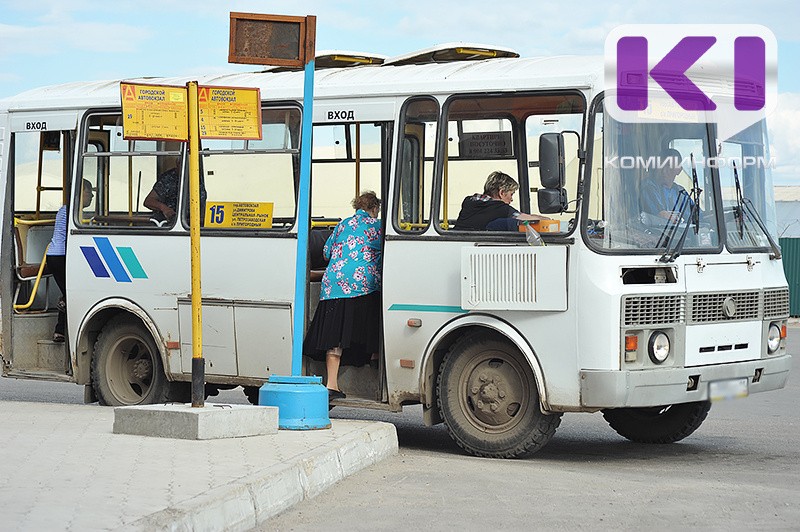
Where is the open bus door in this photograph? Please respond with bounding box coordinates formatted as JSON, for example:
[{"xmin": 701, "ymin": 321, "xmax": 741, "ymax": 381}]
[{"xmin": 4, "ymin": 119, "xmax": 75, "ymax": 381}]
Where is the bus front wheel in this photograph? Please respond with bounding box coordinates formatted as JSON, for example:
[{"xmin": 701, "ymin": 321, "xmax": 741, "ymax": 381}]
[
  {"xmin": 602, "ymin": 401, "xmax": 712, "ymax": 444},
  {"xmin": 92, "ymin": 315, "xmax": 171, "ymax": 406},
  {"xmin": 436, "ymin": 332, "xmax": 561, "ymax": 458}
]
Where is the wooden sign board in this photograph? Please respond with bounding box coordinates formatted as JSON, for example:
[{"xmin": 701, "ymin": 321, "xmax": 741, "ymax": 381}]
[{"xmin": 228, "ymin": 12, "xmax": 316, "ymax": 67}]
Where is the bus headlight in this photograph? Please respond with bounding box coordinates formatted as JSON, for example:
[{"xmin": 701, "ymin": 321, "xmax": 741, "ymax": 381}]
[
  {"xmin": 648, "ymin": 331, "xmax": 670, "ymax": 364},
  {"xmin": 767, "ymin": 323, "xmax": 781, "ymax": 354}
]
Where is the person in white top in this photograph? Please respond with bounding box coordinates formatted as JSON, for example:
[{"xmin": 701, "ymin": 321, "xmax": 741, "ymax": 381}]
[{"xmin": 46, "ymin": 180, "xmax": 93, "ymax": 342}]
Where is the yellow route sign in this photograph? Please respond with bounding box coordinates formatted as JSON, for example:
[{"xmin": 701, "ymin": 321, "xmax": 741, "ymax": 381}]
[
  {"xmin": 198, "ymin": 86, "xmax": 262, "ymax": 140},
  {"xmin": 205, "ymin": 201, "xmax": 273, "ymax": 229},
  {"xmin": 121, "ymin": 83, "xmax": 188, "ymax": 141}
]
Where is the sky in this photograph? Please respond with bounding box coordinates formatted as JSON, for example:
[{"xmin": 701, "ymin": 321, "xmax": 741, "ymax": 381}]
[{"xmin": 1, "ymin": 0, "xmax": 798, "ymax": 183}]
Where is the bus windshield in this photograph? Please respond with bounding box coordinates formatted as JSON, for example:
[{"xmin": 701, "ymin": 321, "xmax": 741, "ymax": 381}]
[
  {"xmin": 718, "ymin": 119, "xmax": 779, "ymax": 252},
  {"xmin": 586, "ymin": 107, "xmax": 722, "ymax": 253}
]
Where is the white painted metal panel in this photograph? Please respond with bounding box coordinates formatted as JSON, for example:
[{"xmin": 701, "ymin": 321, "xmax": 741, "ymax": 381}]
[
  {"xmin": 9, "ymin": 110, "xmax": 78, "ymax": 132},
  {"xmin": 460, "ymin": 246, "xmax": 567, "ymax": 311},
  {"xmin": 178, "ymin": 302, "xmax": 238, "ymax": 376},
  {"xmin": 235, "ymin": 304, "xmax": 293, "ymax": 378},
  {"xmin": 685, "ymin": 321, "xmax": 762, "ymax": 366},
  {"xmin": 684, "ymin": 261, "xmax": 763, "ymax": 292}
]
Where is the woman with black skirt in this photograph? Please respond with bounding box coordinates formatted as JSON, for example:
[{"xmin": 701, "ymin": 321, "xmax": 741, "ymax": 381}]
[{"xmin": 303, "ymin": 191, "xmax": 382, "ymax": 401}]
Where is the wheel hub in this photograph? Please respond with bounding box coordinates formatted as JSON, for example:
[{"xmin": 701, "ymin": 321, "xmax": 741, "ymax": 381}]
[
  {"xmin": 131, "ymin": 359, "xmax": 152, "ymax": 380},
  {"xmin": 466, "ymin": 365, "xmax": 518, "ymax": 426}
]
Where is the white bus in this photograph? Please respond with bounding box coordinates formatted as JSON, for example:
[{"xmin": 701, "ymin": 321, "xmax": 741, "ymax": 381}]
[{"xmin": 0, "ymin": 45, "xmax": 791, "ymax": 458}]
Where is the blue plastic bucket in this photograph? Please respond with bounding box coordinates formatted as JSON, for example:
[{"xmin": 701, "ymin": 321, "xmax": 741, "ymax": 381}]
[{"xmin": 259, "ymin": 375, "xmax": 331, "ymax": 430}]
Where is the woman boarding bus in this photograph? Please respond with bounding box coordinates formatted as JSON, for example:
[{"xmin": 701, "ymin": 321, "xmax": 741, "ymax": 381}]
[{"xmin": 0, "ymin": 45, "xmax": 790, "ymax": 457}]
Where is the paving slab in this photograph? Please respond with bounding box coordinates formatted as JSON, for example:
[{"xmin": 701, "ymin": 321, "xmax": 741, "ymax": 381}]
[{"xmin": 0, "ymin": 401, "xmax": 397, "ymax": 531}]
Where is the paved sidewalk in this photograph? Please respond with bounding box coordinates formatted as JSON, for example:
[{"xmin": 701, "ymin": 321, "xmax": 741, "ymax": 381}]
[{"xmin": 0, "ymin": 401, "xmax": 398, "ymax": 531}]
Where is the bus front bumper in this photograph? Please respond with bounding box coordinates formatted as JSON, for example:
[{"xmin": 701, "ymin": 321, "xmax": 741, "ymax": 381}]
[{"xmin": 580, "ymin": 355, "xmax": 792, "ymax": 408}]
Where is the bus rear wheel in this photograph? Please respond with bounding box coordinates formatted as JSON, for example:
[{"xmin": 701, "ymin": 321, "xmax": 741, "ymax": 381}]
[
  {"xmin": 602, "ymin": 401, "xmax": 712, "ymax": 444},
  {"xmin": 92, "ymin": 315, "xmax": 170, "ymax": 406},
  {"xmin": 436, "ymin": 332, "xmax": 561, "ymax": 458}
]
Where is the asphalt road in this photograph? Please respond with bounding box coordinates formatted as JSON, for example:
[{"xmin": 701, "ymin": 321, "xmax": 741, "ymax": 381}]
[
  {"xmin": 1, "ymin": 333, "xmax": 797, "ymax": 531},
  {"xmin": 261, "ymin": 339, "xmax": 800, "ymax": 531}
]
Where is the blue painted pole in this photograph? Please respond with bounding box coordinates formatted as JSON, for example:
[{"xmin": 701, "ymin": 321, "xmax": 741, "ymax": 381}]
[{"xmin": 291, "ymin": 59, "xmax": 316, "ymax": 376}]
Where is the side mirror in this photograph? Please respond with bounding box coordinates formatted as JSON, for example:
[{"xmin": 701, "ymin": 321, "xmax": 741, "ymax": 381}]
[
  {"xmin": 539, "ymin": 133, "xmax": 565, "ymax": 189},
  {"xmin": 537, "ymin": 189, "xmax": 567, "ymax": 214},
  {"xmin": 537, "ymin": 133, "xmax": 567, "ymax": 213}
]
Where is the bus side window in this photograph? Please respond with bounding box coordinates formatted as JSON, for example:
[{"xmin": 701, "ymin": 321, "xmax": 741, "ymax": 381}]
[
  {"xmin": 80, "ymin": 114, "xmax": 175, "ymax": 229},
  {"xmin": 198, "ymin": 106, "xmax": 301, "ymax": 232},
  {"xmin": 435, "ymin": 93, "xmax": 584, "ymax": 234},
  {"xmin": 394, "ymin": 97, "xmax": 438, "ymax": 234}
]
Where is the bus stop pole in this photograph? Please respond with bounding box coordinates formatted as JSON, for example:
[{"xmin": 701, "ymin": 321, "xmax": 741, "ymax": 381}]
[
  {"xmin": 187, "ymin": 81, "xmax": 205, "ymax": 406},
  {"xmin": 290, "ymin": 60, "xmax": 315, "ymax": 376},
  {"xmin": 291, "ymin": 17, "xmax": 316, "ymax": 376}
]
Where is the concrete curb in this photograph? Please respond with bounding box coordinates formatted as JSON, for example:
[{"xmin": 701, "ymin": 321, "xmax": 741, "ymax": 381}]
[{"xmin": 120, "ymin": 421, "xmax": 398, "ymax": 531}]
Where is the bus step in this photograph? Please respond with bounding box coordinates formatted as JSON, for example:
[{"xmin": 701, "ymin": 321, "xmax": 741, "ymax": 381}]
[
  {"xmin": 7, "ymin": 369, "xmax": 73, "ymax": 383},
  {"xmin": 330, "ymin": 397, "xmax": 400, "ymax": 412}
]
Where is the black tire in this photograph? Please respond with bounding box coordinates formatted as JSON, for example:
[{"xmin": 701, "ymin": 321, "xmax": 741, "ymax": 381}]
[
  {"xmin": 436, "ymin": 332, "xmax": 561, "ymax": 458},
  {"xmin": 92, "ymin": 315, "xmax": 171, "ymax": 406},
  {"xmin": 243, "ymin": 386, "xmax": 261, "ymax": 405},
  {"xmin": 602, "ymin": 401, "xmax": 712, "ymax": 444}
]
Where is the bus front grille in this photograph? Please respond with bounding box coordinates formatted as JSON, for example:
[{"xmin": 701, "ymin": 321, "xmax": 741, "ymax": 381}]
[
  {"xmin": 622, "ymin": 294, "xmax": 685, "ymax": 327},
  {"xmin": 763, "ymin": 288, "xmax": 790, "ymax": 319},
  {"xmin": 688, "ymin": 291, "xmax": 760, "ymax": 323}
]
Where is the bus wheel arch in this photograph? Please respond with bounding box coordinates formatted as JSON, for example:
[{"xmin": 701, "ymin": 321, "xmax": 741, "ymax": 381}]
[
  {"xmin": 434, "ymin": 328, "xmax": 562, "ymax": 458},
  {"xmin": 421, "ymin": 317, "xmax": 549, "ymax": 415},
  {"xmin": 76, "ymin": 301, "xmax": 180, "ymax": 405}
]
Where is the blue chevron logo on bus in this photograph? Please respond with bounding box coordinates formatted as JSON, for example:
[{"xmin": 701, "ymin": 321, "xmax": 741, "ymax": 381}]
[{"xmin": 80, "ymin": 237, "xmax": 148, "ymax": 282}]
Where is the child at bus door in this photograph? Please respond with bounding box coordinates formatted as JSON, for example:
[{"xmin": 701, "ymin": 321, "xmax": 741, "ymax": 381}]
[
  {"xmin": 455, "ymin": 171, "xmax": 549, "ymax": 230},
  {"xmin": 303, "ymin": 191, "xmax": 382, "ymax": 402},
  {"xmin": 47, "ymin": 180, "xmax": 94, "ymax": 342}
]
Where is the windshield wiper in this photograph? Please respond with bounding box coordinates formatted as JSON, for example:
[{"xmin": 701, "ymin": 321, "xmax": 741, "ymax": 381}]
[
  {"xmin": 733, "ymin": 161, "xmax": 782, "ymax": 259},
  {"xmin": 659, "ymin": 154, "xmax": 702, "ymax": 263}
]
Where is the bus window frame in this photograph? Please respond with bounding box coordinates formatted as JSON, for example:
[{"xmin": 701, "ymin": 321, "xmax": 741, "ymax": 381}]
[
  {"xmin": 391, "ymin": 95, "xmax": 441, "ymax": 235},
  {"xmin": 74, "ymin": 108, "xmax": 183, "ymax": 233},
  {"xmin": 310, "ymin": 121, "xmax": 389, "ymax": 223},
  {"xmin": 432, "ymin": 89, "xmax": 587, "ymax": 239},
  {"xmin": 580, "ymin": 93, "xmax": 725, "ymax": 256},
  {"xmin": 182, "ymin": 102, "xmax": 303, "ymax": 235}
]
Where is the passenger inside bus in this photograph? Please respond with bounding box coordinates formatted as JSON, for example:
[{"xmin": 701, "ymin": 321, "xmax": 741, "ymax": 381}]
[
  {"xmin": 303, "ymin": 191, "xmax": 382, "ymax": 402},
  {"xmin": 144, "ymin": 155, "xmax": 207, "ymax": 224},
  {"xmin": 46, "ymin": 179, "xmax": 94, "ymax": 342},
  {"xmin": 640, "ymin": 148, "xmax": 694, "ymax": 225},
  {"xmin": 454, "ymin": 171, "xmax": 548, "ymax": 230}
]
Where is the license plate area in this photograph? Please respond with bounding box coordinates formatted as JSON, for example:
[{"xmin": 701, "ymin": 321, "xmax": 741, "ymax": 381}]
[{"xmin": 709, "ymin": 377, "xmax": 749, "ymax": 401}]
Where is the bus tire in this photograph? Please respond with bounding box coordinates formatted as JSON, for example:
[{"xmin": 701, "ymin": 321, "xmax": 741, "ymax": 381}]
[
  {"xmin": 602, "ymin": 401, "xmax": 712, "ymax": 444},
  {"xmin": 436, "ymin": 332, "xmax": 561, "ymax": 458},
  {"xmin": 244, "ymin": 386, "xmax": 260, "ymax": 405},
  {"xmin": 92, "ymin": 315, "xmax": 171, "ymax": 406}
]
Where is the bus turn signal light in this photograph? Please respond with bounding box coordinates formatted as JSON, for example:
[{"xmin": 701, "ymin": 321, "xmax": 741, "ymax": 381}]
[{"xmin": 625, "ymin": 335, "xmax": 638, "ymax": 352}]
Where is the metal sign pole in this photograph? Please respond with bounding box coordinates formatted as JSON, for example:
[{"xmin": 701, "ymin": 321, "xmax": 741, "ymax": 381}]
[
  {"xmin": 291, "ymin": 56, "xmax": 315, "ymax": 375},
  {"xmin": 187, "ymin": 81, "xmax": 205, "ymax": 407}
]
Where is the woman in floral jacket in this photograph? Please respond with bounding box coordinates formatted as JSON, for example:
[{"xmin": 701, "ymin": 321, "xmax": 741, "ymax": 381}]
[{"xmin": 303, "ymin": 191, "xmax": 382, "ymax": 401}]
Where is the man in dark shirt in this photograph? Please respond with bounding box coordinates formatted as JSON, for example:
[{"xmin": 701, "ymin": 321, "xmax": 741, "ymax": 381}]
[
  {"xmin": 144, "ymin": 155, "xmax": 207, "ymax": 223},
  {"xmin": 455, "ymin": 171, "xmax": 547, "ymax": 230}
]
